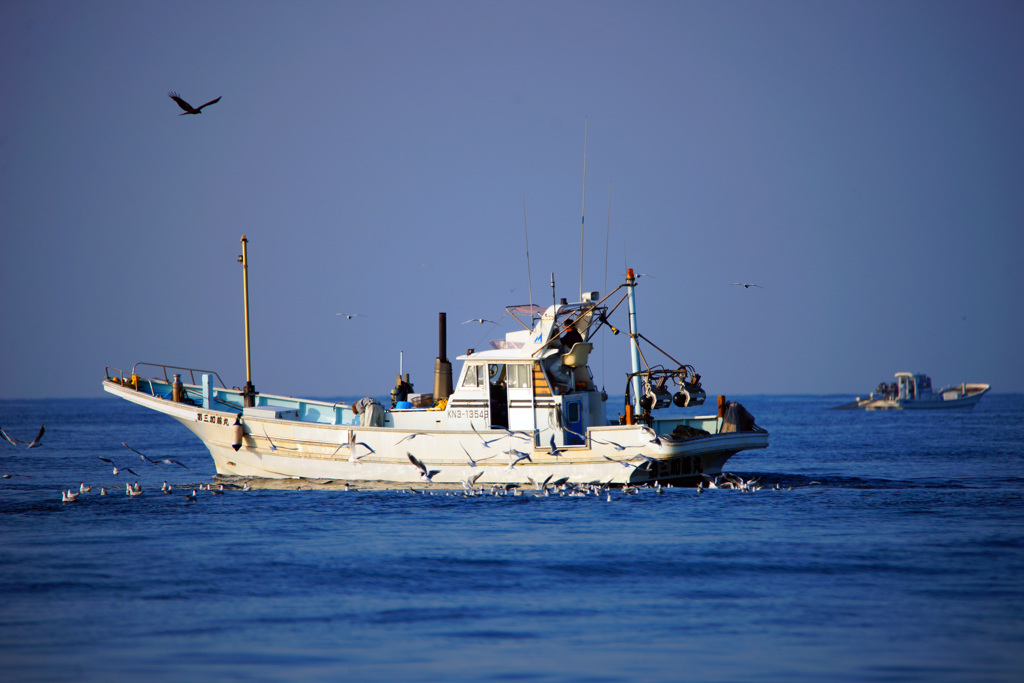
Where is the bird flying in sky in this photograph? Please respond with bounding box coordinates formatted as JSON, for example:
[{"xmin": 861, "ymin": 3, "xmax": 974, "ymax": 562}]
[
  {"xmin": 731, "ymin": 282, "xmax": 762, "ymax": 289},
  {"xmin": 168, "ymin": 91, "xmax": 222, "ymax": 115}
]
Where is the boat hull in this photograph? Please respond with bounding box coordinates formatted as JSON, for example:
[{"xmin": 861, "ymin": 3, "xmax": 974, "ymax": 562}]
[
  {"xmin": 837, "ymin": 383, "xmax": 990, "ymax": 410},
  {"xmin": 103, "ymin": 380, "xmax": 767, "ymax": 486}
]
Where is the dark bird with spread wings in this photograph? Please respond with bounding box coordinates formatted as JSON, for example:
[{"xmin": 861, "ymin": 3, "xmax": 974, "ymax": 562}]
[{"xmin": 168, "ymin": 91, "xmax": 222, "ymax": 115}]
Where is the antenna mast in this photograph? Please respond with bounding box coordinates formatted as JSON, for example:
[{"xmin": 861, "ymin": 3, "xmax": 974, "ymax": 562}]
[
  {"xmin": 522, "ymin": 191, "xmax": 535, "ymax": 321},
  {"xmin": 579, "ymin": 117, "xmax": 587, "ymax": 301},
  {"xmin": 238, "ymin": 235, "xmax": 256, "ymax": 407},
  {"xmin": 604, "ymin": 181, "xmax": 612, "ymax": 302}
]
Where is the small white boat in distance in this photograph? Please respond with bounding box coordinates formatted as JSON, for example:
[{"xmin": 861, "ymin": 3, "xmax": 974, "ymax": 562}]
[
  {"xmin": 103, "ymin": 248, "xmax": 768, "ymax": 487},
  {"xmin": 835, "ymin": 372, "xmax": 990, "ymax": 410}
]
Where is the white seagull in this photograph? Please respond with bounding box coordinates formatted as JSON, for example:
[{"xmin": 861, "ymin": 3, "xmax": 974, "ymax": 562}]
[
  {"xmin": 470, "ymin": 423, "xmax": 505, "ymax": 448},
  {"xmin": 157, "ymin": 458, "xmax": 189, "ymax": 469},
  {"xmin": 461, "ymin": 470, "xmax": 484, "ymax": 492},
  {"xmin": 1, "ymin": 425, "xmax": 45, "ymax": 448},
  {"xmin": 640, "ymin": 425, "xmax": 662, "ymax": 447},
  {"xmin": 26, "ymin": 425, "xmax": 46, "ymax": 449},
  {"xmin": 98, "ymin": 456, "xmax": 139, "ymax": 477},
  {"xmin": 602, "ymin": 455, "xmax": 632, "ymax": 468},
  {"xmin": 123, "ymin": 442, "xmax": 164, "ymax": 467},
  {"xmin": 591, "ymin": 435, "xmax": 627, "ymax": 452},
  {"xmin": 462, "ymin": 318, "xmax": 496, "ymax": 325},
  {"xmin": 731, "ymin": 282, "xmax": 762, "ymax": 289},
  {"xmin": 396, "ymin": 432, "xmax": 425, "ymax": 445},
  {"xmin": 460, "ymin": 443, "xmax": 496, "ymax": 467},
  {"xmin": 505, "ymin": 448, "xmax": 532, "ymax": 471},
  {"xmin": 407, "ymin": 453, "xmax": 439, "ymax": 483},
  {"xmin": 527, "ymin": 474, "xmax": 552, "ymax": 492}
]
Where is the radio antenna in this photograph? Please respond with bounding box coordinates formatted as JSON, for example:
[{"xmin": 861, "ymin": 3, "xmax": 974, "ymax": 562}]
[
  {"xmin": 603, "ymin": 181, "xmax": 612, "ymax": 305},
  {"xmin": 522, "ymin": 191, "xmax": 535, "ymax": 322},
  {"xmin": 578, "ymin": 117, "xmax": 588, "ymax": 301},
  {"xmin": 602, "ymin": 181, "xmax": 612, "ymax": 387}
]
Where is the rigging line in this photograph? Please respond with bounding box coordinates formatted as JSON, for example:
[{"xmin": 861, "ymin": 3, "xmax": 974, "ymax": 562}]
[
  {"xmin": 634, "ymin": 332, "xmax": 686, "ymax": 368},
  {"xmin": 579, "ymin": 116, "xmax": 587, "ymax": 301},
  {"xmin": 522, "ymin": 191, "xmax": 534, "ymax": 323}
]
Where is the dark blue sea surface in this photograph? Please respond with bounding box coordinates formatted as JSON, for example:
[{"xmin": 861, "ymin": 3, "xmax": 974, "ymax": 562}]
[{"xmin": 1, "ymin": 395, "xmax": 1023, "ymax": 681}]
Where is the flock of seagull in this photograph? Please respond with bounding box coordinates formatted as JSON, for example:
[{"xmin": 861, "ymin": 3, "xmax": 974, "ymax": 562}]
[
  {"xmin": 58, "ymin": 442, "xmax": 241, "ymax": 503},
  {"xmin": 393, "ymin": 471, "xmax": 786, "ymax": 500},
  {"xmin": 2, "ymin": 420, "xmax": 786, "ymax": 504},
  {"xmin": 59, "ymin": 478, "xmax": 251, "ymax": 504}
]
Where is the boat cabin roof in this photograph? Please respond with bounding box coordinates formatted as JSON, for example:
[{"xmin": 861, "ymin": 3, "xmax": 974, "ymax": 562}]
[{"xmin": 455, "ymin": 299, "xmax": 602, "ymax": 365}]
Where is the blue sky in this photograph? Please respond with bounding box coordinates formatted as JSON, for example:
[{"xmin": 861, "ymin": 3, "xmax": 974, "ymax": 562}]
[{"xmin": 2, "ymin": 1, "xmax": 1022, "ymax": 399}]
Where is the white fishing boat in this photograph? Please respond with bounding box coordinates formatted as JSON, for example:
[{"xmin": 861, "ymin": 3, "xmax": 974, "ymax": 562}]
[
  {"xmin": 103, "ymin": 239, "xmax": 767, "ymax": 487},
  {"xmin": 835, "ymin": 372, "xmax": 990, "ymax": 410}
]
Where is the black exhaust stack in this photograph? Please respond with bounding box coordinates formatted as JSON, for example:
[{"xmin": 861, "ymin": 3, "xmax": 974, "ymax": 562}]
[{"xmin": 433, "ymin": 312, "xmax": 453, "ymax": 402}]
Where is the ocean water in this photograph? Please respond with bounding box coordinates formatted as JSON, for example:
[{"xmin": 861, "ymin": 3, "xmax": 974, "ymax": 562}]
[{"xmin": 1, "ymin": 394, "xmax": 1023, "ymax": 681}]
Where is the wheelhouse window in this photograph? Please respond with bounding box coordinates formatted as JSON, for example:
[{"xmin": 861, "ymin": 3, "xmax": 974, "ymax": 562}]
[
  {"xmin": 507, "ymin": 363, "xmax": 532, "ymax": 389},
  {"xmin": 462, "ymin": 363, "xmax": 488, "ymax": 388}
]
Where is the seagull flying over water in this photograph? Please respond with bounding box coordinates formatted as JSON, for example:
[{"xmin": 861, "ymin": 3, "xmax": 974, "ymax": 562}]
[
  {"xmin": 591, "ymin": 435, "xmax": 628, "ymax": 452},
  {"xmin": 158, "ymin": 458, "xmax": 189, "ymax": 469},
  {"xmin": 1, "ymin": 425, "xmax": 45, "ymax": 448},
  {"xmin": 396, "ymin": 431, "xmax": 428, "ymax": 445},
  {"xmin": 731, "ymin": 282, "xmax": 762, "ymax": 289},
  {"xmin": 462, "ymin": 470, "xmax": 484, "ymax": 492},
  {"xmin": 123, "ymin": 442, "xmax": 165, "ymax": 467},
  {"xmin": 460, "ymin": 443, "xmax": 496, "ymax": 467},
  {"xmin": 168, "ymin": 91, "xmax": 221, "ymax": 115},
  {"xmin": 98, "ymin": 456, "xmax": 138, "ymax": 477},
  {"xmin": 335, "ymin": 313, "xmax": 366, "ymax": 319},
  {"xmin": 505, "ymin": 448, "xmax": 532, "ymax": 471},
  {"xmin": 470, "ymin": 423, "xmax": 507, "ymax": 448},
  {"xmin": 407, "ymin": 453, "xmax": 439, "ymax": 482},
  {"xmin": 26, "ymin": 426, "xmax": 45, "ymax": 449}
]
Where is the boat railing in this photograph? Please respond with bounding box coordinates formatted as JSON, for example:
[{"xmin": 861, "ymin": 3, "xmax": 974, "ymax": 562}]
[
  {"xmin": 105, "ymin": 363, "xmax": 228, "ymax": 392},
  {"xmin": 132, "ymin": 362, "xmax": 228, "ymax": 389},
  {"xmin": 106, "ymin": 363, "xmax": 243, "ymax": 412}
]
